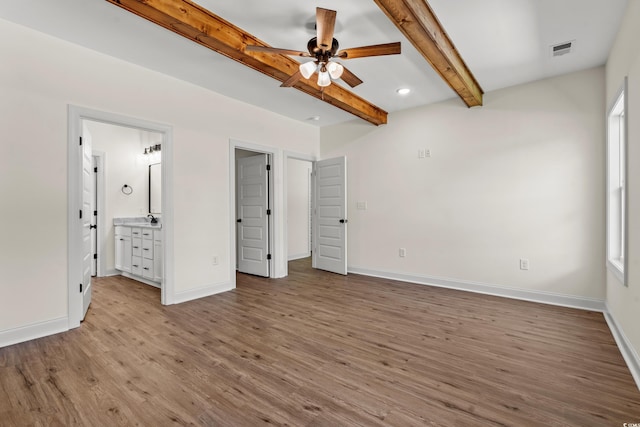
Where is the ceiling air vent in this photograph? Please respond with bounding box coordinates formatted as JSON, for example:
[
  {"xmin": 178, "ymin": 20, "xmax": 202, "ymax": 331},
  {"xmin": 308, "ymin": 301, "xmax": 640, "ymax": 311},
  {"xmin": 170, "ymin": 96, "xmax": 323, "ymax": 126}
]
[{"xmin": 551, "ymin": 40, "xmax": 574, "ymax": 57}]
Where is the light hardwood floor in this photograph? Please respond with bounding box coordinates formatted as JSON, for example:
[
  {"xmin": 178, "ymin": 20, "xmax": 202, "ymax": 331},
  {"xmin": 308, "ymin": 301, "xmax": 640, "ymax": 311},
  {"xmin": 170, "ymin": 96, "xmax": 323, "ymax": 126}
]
[{"xmin": 1, "ymin": 258, "xmax": 639, "ymax": 426}]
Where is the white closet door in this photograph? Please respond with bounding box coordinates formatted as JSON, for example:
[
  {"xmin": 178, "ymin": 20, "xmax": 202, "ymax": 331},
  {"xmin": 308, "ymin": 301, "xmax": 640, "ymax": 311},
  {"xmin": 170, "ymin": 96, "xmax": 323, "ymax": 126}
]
[
  {"xmin": 313, "ymin": 156, "xmax": 347, "ymax": 275},
  {"xmin": 237, "ymin": 154, "xmax": 270, "ymax": 277}
]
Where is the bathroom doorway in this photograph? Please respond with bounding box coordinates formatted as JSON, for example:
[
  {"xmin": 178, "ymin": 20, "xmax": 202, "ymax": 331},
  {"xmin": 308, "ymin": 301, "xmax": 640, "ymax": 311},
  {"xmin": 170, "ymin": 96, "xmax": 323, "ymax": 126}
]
[{"xmin": 68, "ymin": 106, "xmax": 174, "ymax": 329}]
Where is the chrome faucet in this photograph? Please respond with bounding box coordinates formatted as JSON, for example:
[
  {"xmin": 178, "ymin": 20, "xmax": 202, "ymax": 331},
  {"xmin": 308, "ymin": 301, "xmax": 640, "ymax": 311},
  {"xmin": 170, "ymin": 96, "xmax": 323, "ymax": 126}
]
[{"xmin": 147, "ymin": 214, "xmax": 158, "ymax": 224}]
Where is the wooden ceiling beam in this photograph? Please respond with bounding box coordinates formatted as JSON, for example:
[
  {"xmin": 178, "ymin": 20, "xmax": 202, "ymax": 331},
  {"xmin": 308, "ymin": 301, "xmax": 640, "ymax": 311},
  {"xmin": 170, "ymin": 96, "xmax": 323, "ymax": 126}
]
[
  {"xmin": 105, "ymin": 0, "xmax": 388, "ymax": 125},
  {"xmin": 373, "ymin": 0, "xmax": 483, "ymax": 107}
]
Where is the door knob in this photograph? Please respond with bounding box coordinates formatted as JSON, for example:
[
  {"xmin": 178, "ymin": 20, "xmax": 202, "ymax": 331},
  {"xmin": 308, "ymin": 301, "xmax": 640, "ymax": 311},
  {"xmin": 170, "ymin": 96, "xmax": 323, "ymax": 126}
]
[
  {"xmin": 237, "ymin": 219, "xmax": 242, "ymax": 223},
  {"xmin": 339, "ymin": 219, "xmax": 348, "ymax": 224},
  {"xmin": 89, "ymin": 225, "xmax": 97, "ymax": 229}
]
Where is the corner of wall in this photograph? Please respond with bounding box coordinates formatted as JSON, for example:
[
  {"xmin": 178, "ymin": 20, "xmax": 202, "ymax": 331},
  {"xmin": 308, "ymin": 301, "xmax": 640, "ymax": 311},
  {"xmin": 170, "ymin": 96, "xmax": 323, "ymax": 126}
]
[{"xmin": 604, "ymin": 303, "xmax": 640, "ymax": 390}]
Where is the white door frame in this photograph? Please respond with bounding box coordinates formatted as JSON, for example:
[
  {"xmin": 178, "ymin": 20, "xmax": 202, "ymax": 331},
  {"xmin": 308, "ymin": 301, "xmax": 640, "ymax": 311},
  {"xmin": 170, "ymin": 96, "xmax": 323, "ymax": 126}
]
[
  {"xmin": 229, "ymin": 140, "xmax": 281, "ymax": 284},
  {"xmin": 92, "ymin": 151, "xmax": 106, "ymax": 278},
  {"xmin": 283, "ymin": 151, "xmax": 316, "ymax": 278},
  {"xmin": 68, "ymin": 105, "xmax": 175, "ymax": 329}
]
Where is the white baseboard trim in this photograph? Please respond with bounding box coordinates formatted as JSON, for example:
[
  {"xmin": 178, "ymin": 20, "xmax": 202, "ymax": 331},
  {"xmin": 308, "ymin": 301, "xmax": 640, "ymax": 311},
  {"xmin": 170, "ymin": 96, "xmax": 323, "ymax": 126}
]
[
  {"xmin": 604, "ymin": 304, "xmax": 640, "ymax": 390},
  {"xmin": 0, "ymin": 317, "xmax": 69, "ymax": 349},
  {"xmin": 121, "ymin": 272, "xmax": 161, "ymax": 288},
  {"xmin": 288, "ymin": 252, "xmax": 311, "ymax": 261},
  {"xmin": 172, "ymin": 281, "xmax": 235, "ymax": 305},
  {"xmin": 102, "ymin": 269, "xmax": 120, "ymax": 277},
  {"xmin": 348, "ymin": 266, "xmax": 606, "ymax": 312}
]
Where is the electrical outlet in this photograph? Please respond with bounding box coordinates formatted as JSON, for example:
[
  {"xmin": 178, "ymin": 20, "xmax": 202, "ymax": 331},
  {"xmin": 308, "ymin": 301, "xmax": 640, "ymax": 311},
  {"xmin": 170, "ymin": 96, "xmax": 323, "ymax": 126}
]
[
  {"xmin": 356, "ymin": 201, "xmax": 367, "ymax": 210},
  {"xmin": 212, "ymin": 256, "xmax": 219, "ymax": 266},
  {"xmin": 418, "ymin": 149, "xmax": 426, "ymax": 159},
  {"xmin": 425, "ymin": 149, "xmax": 431, "ymax": 158},
  {"xmin": 399, "ymin": 248, "xmax": 406, "ymax": 257},
  {"xmin": 520, "ymin": 258, "xmax": 529, "ymax": 270}
]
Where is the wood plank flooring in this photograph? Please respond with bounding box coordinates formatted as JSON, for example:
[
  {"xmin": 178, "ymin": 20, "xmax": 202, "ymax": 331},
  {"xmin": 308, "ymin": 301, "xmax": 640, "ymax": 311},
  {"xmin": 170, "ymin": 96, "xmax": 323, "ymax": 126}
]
[{"xmin": 1, "ymin": 258, "xmax": 639, "ymax": 426}]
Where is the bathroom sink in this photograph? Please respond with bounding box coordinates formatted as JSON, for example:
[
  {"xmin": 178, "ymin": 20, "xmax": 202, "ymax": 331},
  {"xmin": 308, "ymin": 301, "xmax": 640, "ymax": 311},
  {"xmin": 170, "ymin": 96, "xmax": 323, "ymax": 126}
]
[{"xmin": 128, "ymin": 222, "xmax": 161, "ymax": 228}]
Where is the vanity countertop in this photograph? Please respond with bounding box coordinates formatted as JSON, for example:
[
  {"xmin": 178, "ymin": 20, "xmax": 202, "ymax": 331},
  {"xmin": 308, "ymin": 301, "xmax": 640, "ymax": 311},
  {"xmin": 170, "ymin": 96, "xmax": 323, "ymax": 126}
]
[{"xmin": 114, "ymin": 217, "xmax": 162, "ymax": 229}]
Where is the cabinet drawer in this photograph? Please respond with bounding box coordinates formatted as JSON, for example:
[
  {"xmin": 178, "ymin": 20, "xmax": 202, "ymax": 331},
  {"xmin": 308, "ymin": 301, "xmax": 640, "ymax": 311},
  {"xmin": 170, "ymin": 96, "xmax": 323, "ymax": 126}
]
[
  {"xmin": 131, "ymin": 256, "xmax": 142, "ymax": 276},
  {"xmin": 142, "ymin": 258, "xmax": 154, "ymax": 279},
  {"xmin": 142, "ymin": 239, "xmax": 153, "ymax": 259},
  {"xmin": 115, "ymin": 226, "xmax": 131, "ymax": 237},
  {"xmin": 132, "ymin": 238, "xmax": 142, "ymax": 257},
  {"xmin": 141, "ymin": 229, "xmax": 153, "ymax": 239},
  {"xmin": 131, "ymin": 228, "xmax": 142, "ymax": 238}
]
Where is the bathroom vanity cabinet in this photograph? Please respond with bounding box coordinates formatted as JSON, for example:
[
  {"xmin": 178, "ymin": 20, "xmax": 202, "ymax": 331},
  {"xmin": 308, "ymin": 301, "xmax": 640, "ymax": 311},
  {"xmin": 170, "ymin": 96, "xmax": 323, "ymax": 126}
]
[{"xmin": 115, "ymin": 224, "xmax": 162, "ymax": 287}]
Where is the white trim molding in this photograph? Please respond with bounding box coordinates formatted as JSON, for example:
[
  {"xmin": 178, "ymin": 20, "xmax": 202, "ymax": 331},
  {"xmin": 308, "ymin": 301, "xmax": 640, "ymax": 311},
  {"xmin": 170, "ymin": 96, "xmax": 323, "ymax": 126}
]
[
  {"xmin": 0, "ymin": 318, "xmax": 68, "ymax": 349},
  {"xmin": 172, "ymin": 281, "xmax": 234, "ymax": 305},
  {"xmin": 288, "ymin": 252, "xmax": 311, "ymax": 261},
  {"xmin": 348, "ymin": 266, "xmax": 606, "ymax": 312},
  {"xmin": 604, "ymin": 304, "xmax": 640, "ymax": 390}
]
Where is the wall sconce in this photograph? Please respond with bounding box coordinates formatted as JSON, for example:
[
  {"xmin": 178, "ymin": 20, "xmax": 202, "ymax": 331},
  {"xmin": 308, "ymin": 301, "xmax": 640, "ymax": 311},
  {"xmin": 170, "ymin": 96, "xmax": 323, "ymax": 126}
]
[{"xmin": 144, "ymin": 144, "xmax": 161, "ymax": 155}]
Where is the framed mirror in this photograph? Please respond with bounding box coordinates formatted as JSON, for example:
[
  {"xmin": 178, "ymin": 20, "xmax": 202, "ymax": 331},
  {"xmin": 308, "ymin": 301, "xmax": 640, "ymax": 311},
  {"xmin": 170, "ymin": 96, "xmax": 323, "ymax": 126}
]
[{"xmin": 149, "ymin": 163, "xmax": 161, "ymax": 214}]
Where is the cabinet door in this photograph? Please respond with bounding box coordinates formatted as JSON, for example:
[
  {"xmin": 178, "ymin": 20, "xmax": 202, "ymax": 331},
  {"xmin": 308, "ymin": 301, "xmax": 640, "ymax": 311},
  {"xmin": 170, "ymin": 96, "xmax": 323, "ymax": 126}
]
[
  {"xmin": 121, "ymin": 236, "xmax": 132, "ymax": 273},
  {"xmin": 115, "ymin": 235, "xmax": 124, "ymax": 271},
  {"xmin": 153, "ymin": 240, "xmax": 162, "ymax": 282}
]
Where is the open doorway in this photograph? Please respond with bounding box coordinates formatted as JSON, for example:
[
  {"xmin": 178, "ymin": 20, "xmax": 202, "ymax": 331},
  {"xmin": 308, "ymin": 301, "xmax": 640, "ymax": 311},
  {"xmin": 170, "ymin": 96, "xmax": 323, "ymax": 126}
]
[
  {"xmin": 286, "ymin": 158, "xmax": 313, "ymax": 262},
  {"xmin": 235, "ymin": 148, "xmax": 273, "ymax": 278},
  {"xmin": 68, "ymin": 106, "xmax": 174, "ymax": 329},
  {"xmin": 84, "ymin": 120, "xmax": 163, "ymax": 284}
]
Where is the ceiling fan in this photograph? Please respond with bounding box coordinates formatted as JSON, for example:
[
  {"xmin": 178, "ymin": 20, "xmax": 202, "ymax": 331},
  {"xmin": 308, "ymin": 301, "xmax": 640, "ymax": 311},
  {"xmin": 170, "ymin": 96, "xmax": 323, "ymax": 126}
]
[{"xmin": 245, "ymin": 7, "xmax": 401, "ymax": 89}]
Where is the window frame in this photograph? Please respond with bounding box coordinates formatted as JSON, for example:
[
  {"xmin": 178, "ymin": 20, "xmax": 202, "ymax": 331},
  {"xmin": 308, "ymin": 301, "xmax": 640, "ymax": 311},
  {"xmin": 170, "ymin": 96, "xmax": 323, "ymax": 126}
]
[{"xmin": 606, "ymin": 77, "xmax": 628, "ymax": 286}]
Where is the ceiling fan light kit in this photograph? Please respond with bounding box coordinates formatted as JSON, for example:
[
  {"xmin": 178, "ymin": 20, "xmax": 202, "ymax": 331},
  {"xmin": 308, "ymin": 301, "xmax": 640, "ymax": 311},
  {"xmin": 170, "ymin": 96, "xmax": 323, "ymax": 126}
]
[
  {"xmin": 317, "ymin": 68, "xmax": 331, "ymax": 87},
  {"xmin": 327, "ymin": 62, "xmax": 344, "ymax": 79},
  {"xmin": 299, "ymin": 61, "xmax": 318, "ymax": 79},
  {"xmin": 246, "ymin": 7, "xmax": 401, "ymax": 89}
]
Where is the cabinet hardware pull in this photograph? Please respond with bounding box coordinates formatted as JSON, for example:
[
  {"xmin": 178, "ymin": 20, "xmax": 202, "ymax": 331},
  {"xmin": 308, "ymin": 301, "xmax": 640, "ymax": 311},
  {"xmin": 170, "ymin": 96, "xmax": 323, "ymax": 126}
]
[
  {"xmin": 133, "ymin": 246, "xmax": 139, "ymax": 249},
  {"xmin": 144, "ymin": 267, "xmax": 149, "ymax": 270},
  {"xmin": 133, "ymin": 264, "xmax": 138, "ymax": 267}
]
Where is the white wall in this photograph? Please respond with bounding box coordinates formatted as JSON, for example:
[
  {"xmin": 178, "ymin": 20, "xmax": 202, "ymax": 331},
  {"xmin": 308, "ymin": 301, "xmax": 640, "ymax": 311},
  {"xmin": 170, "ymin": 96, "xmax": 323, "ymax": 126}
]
[
  {"xmin": 605, "ymin": 0, "xmax": 640, "ymax": 371},
  {"xmin": 321, "ymin": 67, "xmax": 606, "ymax": 303},
  {"xmin": 287, "ymin": 158, "xmax": 311, "ymax": 260},
  {"xmin": 0, "ymin": 18, "xmax": 318, "ymax": 337},
  {"xmin": 87, "ymin": 121, "xmax": 162, "ymax": 275}
]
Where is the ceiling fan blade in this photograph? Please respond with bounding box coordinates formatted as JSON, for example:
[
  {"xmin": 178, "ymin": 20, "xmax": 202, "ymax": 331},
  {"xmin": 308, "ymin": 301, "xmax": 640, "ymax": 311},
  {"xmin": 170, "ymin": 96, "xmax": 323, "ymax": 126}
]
[
  {"xmin": 281, "ymin": 70, "xmax": 303, "ymax": 88},
  {"xmin": 340, "ymin": 66, "xmax": 364, "ymax": 88},
  {"xmin": 337, "ymin": 42, "xmax": 401, "ymax": 59},
  {"xmin": 245, "ymin": 45, "xmax": 310, "ymax": 57},
  {"xmin": 316, "ymin": 7, "xmax": 337, "ymax": 51}
]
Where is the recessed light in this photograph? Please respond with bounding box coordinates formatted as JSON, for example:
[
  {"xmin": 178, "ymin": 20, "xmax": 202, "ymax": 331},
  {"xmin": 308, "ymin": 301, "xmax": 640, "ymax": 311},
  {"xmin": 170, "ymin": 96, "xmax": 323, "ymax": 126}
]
[
  {"xmin": 307, "ymin": 116, "xmax": 320, "ymax": 121},
  {"xmin": 396, "ymin": 88, "xmax": 411, "ymax": 95}
]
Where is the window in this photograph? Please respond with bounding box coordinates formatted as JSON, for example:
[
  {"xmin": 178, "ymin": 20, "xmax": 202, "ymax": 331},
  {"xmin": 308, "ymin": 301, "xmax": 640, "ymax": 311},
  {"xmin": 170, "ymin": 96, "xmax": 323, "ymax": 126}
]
[{"xmin": 607, "ymin": 78, "xmax": 628, "ymax": 285}]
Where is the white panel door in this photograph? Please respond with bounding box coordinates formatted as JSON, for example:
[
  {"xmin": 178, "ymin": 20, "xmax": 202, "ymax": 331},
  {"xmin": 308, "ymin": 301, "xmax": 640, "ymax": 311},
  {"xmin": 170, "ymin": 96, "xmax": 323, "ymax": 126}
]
[
  {"xmin": 90, "ymin": 156, "xmax": 97, "ymax": 277},
  {"xmin": 313, "ymin": 157, "xmax": 347, "ymax": 275},
  {"xmin": 237, "ymin": 154, "xmax": 270, "ymax": 277},
  {"xmin": 80, "ymin": 130, "xmax": 93, "ymax": 320}
]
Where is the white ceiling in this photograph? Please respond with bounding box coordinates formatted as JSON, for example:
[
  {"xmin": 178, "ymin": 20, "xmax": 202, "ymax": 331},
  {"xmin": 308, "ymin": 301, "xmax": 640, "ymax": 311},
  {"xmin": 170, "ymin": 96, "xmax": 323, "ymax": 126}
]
[{"xmin": 0, "ymin": 0, "xmax": 628, "ymax": 127}]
